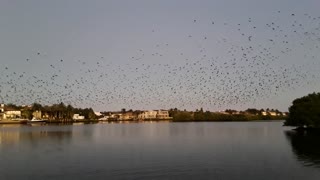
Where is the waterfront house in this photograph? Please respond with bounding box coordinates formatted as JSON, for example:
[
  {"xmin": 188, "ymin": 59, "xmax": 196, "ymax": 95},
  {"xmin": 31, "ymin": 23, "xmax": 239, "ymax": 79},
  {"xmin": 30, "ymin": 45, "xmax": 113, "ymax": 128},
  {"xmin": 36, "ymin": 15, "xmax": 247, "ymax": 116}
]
[
  {"xmin": 156, "ymin": 110, "xmax": 172, "ymax": 119},
  {"xmin": 32, "ymin": 110, "xmax": 42, "ymax": 119},
  {"xmin": 98, "ymin": 111, "xmax": 136, "ymax": 121},
  {"xmin": 4, "ymin": 110, "xmax": 21, "ymax": 119},
  {"xmin": 0, "ymin": 104, "xmax": 4, "ymax": 120},
  {"xmin": 73, "ymin": 114, "xmax": 85, "ymax": 120},
  {"xmin": 0, "ymin": 104, "xmax": 4, "ymax": 112},
  {"xmin": 111, "ymin": 113, "xmax": 121, "ymax": 120},
  {"xmin": 98, "ymin": 112, "xmax": 121, "ymax": 121},
  {"xmin": 119, "ymin": 112, "xmax": 136, "ymax": 120},
  {"xmin": 0, "ymin": 105, "xmax": 21, "ymax": 119},
  {"xmin": 138, "ymin": 110, "xmax": 172, "ymax": 120},
  {"xmin": 261, "ymin": 111, "xmax": 282, "ymax": 116},
  {"xmin": 98, "ymin": 112, "xmax": 112, "ymax": 121},
  {"xmin": 138, "ymin": 110, "xmax": 157, "ymax": 119},
  {"xmin": 269, "ymin": 111, "xmax": 277, "ymax": 116},
  {"xmin": 31, "ymin": 110, "xmax": 52, "ymax": 120}
]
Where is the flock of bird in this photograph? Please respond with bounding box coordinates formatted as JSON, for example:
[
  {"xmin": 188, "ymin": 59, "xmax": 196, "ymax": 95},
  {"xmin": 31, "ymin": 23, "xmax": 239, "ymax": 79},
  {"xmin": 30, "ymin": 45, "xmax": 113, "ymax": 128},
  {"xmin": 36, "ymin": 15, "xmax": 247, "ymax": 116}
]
[{"xmin": 1, "ymin": 11, "xmax": 320, "ymax": 111}]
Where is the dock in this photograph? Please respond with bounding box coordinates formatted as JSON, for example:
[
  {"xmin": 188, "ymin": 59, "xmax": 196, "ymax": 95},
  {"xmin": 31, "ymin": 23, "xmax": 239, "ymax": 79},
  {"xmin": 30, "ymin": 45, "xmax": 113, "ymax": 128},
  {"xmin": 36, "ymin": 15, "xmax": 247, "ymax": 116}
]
[{"xmin": 0, "ymin": 120, "xmax": 28, "ymax": 124}]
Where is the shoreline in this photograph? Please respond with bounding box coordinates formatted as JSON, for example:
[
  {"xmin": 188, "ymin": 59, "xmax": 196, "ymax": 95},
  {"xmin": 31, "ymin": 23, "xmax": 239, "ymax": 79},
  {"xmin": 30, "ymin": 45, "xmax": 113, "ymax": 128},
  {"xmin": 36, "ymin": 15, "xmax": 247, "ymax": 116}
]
[
  {"xmin": 292, "ymin": 126, "xmax": 320, "ymax": 133},
  {"xmin": 0, "ymin": 120, "xmax": 28, "ymax": 124},
  {"xmin": 0, "ymin": 119, "xmax": 284, "ymax": 125}
]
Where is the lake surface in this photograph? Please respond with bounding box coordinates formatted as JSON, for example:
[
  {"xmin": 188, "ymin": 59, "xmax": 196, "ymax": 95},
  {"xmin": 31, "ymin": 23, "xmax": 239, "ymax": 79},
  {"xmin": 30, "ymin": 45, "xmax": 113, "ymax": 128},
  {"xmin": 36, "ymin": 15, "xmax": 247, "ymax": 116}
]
[{"xmin": 0, "ymin": 121, "xmax": 319, "ymax": 180}]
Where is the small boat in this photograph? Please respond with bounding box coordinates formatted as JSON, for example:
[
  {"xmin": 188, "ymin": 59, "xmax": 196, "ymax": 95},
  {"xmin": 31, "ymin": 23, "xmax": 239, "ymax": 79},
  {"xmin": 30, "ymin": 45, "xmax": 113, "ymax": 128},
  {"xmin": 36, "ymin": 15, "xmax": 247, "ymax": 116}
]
[{"xmin": 29, "ymin": 117, "xmax": 48, "ymax": 123}]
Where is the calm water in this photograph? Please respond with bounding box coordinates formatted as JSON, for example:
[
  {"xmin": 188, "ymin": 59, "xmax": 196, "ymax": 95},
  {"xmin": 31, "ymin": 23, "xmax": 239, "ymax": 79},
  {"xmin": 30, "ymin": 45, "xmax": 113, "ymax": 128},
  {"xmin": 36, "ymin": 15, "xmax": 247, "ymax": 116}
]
[{"xmin": 0, "ymin": 121, "xmax": 319, "ymax": 180}]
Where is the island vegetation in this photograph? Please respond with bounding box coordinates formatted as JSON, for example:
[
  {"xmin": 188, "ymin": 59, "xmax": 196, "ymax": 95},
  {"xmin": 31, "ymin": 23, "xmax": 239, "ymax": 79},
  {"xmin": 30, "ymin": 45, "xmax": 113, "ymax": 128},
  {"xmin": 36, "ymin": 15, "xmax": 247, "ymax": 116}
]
[
  {"xmin": 169, "ymin": 108, "xmax": 286, "ymax": 122},
  {"xmin": 285, "ymin": 92, "xmax": 320, "ymax": 129}
]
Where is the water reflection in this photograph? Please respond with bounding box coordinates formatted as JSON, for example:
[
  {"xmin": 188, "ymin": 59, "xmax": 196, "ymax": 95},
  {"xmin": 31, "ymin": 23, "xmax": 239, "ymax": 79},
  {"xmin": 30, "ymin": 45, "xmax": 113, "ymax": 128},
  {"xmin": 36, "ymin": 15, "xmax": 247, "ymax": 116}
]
[
  {"xmin": 0, "ymin": 126, "xmax": 73, "ymax": 147},
  {"xmin": 1, "ymin": 122, "xmax": 320, "ymax": 179},
  {"xmin": 285, "ymin": 130, "xmax": 320, "ymax": 168}
]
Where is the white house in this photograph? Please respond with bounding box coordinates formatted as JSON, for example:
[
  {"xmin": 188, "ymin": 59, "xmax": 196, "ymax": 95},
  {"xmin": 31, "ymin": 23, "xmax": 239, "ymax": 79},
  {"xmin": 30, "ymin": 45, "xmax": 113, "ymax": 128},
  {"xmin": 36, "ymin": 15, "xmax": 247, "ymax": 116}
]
[
  {"xmin": 4, "ymin": 111, "xmax": 21, "ymax": 119},
  {"xmin": 73, "ymin": 114, "xmax": 85, "ymax": 120},
  {"xmin": 119, "ymin": 112, "xmax": 135, "ymax": 120},
  {"xmin": 138, "ymin": 110, "xmax": 157, "ymax": 119},
  {"xmin": 138, "ymin": 110, "xmax": 172, "ymax": 120},
  {"xmin": 156, "ymin": 110, "xmax": 172, "ymax": 119}
]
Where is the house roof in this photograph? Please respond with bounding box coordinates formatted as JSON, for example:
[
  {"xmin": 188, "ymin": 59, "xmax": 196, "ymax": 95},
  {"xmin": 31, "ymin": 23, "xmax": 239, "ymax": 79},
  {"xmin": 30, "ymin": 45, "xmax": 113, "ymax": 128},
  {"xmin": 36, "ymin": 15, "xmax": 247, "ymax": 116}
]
[{"xmin": 4, "ymin": 107, "xmax": 20, "ymax": 111}]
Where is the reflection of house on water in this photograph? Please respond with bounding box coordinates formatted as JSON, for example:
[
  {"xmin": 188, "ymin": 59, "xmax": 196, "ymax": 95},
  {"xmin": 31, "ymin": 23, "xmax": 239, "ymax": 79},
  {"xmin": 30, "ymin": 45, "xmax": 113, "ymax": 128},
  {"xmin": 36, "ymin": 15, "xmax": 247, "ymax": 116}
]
[
  {"xmin": 0, "ymin": 129, "xmax": 73, "ymax": 146},
  {"xmin": 285, "ymin": 130, "xmax": 320, "ymax": 168},
  {"xmin": 0, "ymin": 131, "xmax": 20, "ymax": 145},
  {"xmin": 22, "ymin": 131, "xmax": 73, "ymax": 145}
]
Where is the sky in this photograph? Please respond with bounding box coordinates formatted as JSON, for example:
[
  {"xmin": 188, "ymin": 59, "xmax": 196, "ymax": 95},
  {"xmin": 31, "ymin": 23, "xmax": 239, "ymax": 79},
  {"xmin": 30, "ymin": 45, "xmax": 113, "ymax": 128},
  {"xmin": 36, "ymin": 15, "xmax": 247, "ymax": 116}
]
[{"xmin": 0, "ymin": 0, "xmax": 319, "ymax": 112}]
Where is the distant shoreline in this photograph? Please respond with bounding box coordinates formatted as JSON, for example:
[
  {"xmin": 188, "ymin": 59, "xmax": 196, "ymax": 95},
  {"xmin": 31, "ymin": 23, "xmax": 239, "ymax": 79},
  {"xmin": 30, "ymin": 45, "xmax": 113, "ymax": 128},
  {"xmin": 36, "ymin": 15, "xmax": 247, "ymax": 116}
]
[{"xmin": 0, "ymin": 119, "xmax": 284, "ymax": 125}]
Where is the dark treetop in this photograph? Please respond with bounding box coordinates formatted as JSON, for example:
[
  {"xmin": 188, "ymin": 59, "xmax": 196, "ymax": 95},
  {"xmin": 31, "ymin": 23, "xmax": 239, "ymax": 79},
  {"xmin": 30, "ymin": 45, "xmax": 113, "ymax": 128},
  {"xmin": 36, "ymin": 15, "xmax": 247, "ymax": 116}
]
[{"xmin": 285, "ymin": 92, "xmax": 320, "ymax": 128}]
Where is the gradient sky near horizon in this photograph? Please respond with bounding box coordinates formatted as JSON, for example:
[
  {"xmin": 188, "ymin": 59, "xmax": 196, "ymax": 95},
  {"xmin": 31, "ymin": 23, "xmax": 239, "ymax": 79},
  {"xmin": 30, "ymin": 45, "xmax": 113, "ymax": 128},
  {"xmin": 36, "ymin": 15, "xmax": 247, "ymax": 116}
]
[{"xmin": 0, "ymin": 0, "xmax": 320, "ymax": 112}]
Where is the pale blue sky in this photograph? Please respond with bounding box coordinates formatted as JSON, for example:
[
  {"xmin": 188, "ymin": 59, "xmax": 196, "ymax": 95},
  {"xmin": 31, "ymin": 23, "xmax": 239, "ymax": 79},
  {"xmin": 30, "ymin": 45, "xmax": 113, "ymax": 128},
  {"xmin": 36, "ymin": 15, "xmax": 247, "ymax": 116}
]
[{"xmin": 0, "ymin": 0, "xmax": 319, "ymax": 111}]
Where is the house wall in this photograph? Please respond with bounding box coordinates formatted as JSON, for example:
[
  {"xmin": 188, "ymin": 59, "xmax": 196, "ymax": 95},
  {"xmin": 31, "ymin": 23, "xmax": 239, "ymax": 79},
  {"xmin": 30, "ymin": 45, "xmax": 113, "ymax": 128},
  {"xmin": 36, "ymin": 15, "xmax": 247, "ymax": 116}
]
[
  {"xmin": 141, "ymin": 111, "xmax": 157, "ymax": 119},
  {"xmin": 139, "ymin": 110, "xmax": 172, "ymax": 120},
  {"xmin": 269, "ymin": 112, "xmax": 277, "ymax": 116},
  {"xmin": 0, "ymin": 104, "xmax": 4, "ymax": 120},
  {"xmin": 119, "ymin": 113, "xmax": 136, "ymax": 120},
  {"xmin": 73, "ymin": 114, "xmax": 85, "ymax": 120},
  {"xmin": 156, "ymin": 110, "xmax": 170, "ymax": 119},
  {"xmin": 4, "ymin": 111, "xmax": 21, "ymax": 119},
  {"xmin": 32, "ymin": 111, "xmax": 42, "ymax": 119},
  {"xmin": 0, "ymin": 104, "xmax": 4, "ymax": 113}
]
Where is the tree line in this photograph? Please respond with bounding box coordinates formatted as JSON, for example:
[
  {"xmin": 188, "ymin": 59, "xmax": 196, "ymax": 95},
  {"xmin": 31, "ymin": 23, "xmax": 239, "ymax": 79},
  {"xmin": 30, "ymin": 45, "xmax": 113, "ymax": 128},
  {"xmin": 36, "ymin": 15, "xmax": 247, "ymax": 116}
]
[
  {"xmin": 285, "ymin": 92, "xmax": 320, "ymax": 129},
  {"xmin": 5, "ymin": 102, "xmax": 96, "ymax": 121},
  {"xmin": 169, "ymin": 108, "xmax": 285, "ymax": 122}
]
